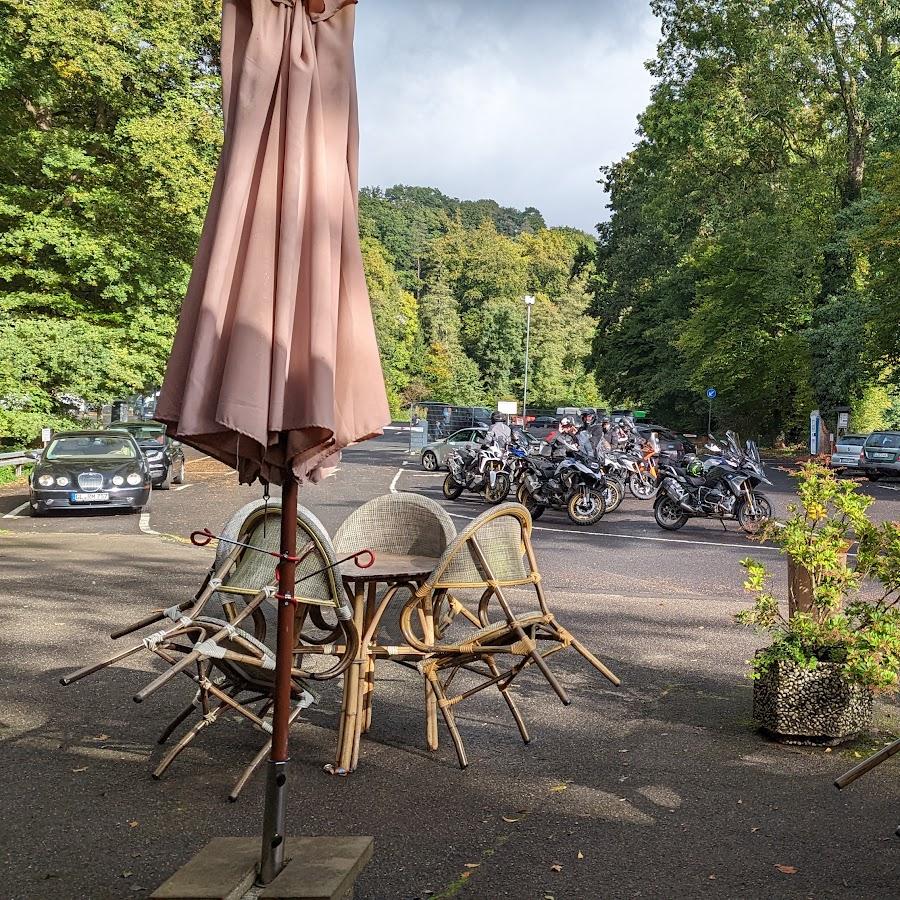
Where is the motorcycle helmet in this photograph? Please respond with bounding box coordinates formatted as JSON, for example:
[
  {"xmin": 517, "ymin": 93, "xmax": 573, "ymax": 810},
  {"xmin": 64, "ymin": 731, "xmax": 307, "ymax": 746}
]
[
  {"xmin": 581, "ymin": 411, "xmax": 596, "ymax": 426},
  {"xmin": 559, "ymin": 416, "xmax": 574, "ymax": 429},
  {"xmin": 686, "ymin": 459, "xmax": 704, "ymax": 478},
  {"xmin": 491, "ymin": 411, "xmax": 504, "ymax": 424}
]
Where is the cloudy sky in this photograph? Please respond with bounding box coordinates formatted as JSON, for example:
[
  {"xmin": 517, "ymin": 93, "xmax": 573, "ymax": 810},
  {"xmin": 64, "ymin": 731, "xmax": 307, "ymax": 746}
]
[{"xmin": 354, "ymin": 1, "xmax": 660, "ymax": 233}]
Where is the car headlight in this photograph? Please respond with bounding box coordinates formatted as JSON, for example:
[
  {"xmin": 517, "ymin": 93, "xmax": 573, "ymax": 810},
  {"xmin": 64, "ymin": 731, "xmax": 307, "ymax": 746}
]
[
  {"xmin": 112, "ymin": 475, "xmax": 125, "ymax": 486},
  {"xmin": 55, "ymin": 476, "xmax": 70, "ymax": 487},
  {"xmin": 126, "ymin": 473, "xmax": 143, "ymax": 486},
  {"xmin": 38, "ymin": 474, "xmax": 54, "ymax": 487}
]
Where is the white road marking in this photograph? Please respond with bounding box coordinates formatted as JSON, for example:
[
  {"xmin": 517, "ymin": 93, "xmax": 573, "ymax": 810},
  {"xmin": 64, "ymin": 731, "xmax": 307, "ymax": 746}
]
[
  {"xmin": 138, "ymin": 510, "xmax": 160, "ymax": 536},
  {"xmin": 403, "ymin": 472, "xmax": 444, "ymax": 477},
  {"xmin": 442, "ymin": 511, "xmax": 782, "ymax": 553},
  {"xmin": 173, "ymin": 483, "xmax": 193, "ymax": 492},
  {"xmin": 389, "ymin": 470, "xmax": 402, "ymax": 493},
  {"xmin": 3, "ymin": 501, "xmax": 30, "ymax": 519},
  {"xmin": 188, "ymin": 454, "xmax": 211, "ymax": 463}
]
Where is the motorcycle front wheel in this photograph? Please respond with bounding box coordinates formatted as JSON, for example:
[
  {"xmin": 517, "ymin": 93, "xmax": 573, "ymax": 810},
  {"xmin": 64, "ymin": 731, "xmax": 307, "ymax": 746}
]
[
  {"xmin": 628, "ymin": 472, "xmax": 658, "ymax": 500},
  {"xmin": 483, "ymin": 473, "xmax": 511, "ymax": 505},
  {"xmin": 442, "ymin": 474, "xmax": 464, "ymax": 500},
  {"xmin": 603, "ymin": 478, "xmax": 624, "ymax": 513},
  {"xmin": 566, "ymin": 489, "xmax": 606, "ymax": 526},
  {"xmin": 654, "ymin": 495, "xmax": 688, "ymax": 531},
  {"xmin": 736, "ymin": 492, "xmax": 772, "ymax": 535}
]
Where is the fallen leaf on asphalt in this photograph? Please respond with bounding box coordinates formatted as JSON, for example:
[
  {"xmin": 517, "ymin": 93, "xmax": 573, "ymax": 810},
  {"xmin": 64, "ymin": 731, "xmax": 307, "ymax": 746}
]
[
  {"xmin": 90, "ymin": 734, "xmax": 110, "ymax": 742},
  {"xmin": 824, "ymin": 747, "xmax": 832, "ymax": 753},
  {"xmin": 71, "ymin": 767, "xmax": 88, "ymax": 773},
  {"xmin": 775, "ymin": 864, "xmax": 798, "ymax": 875},
  {"xmin": 550, "ymin": 864, "xmax": 563, "ymax": 873},
  {"xmin": 708, "ymin": 875, "xmax": 716, "ymax": 880},
  {"xmin": 464, "ymin": 863, "xmax": 479, "ymax": 869},
  {"xmin": 577, "ymin": 851, "xmax": 584, "ymax": 860},
  {"xmin": 128, "ymin": 821, "xmax": 139, "ymax": 828},
  {"xmin": 550, "ymin": 784, "xmax": 568, "ymax": 793},
  {"xmin": 543, "ymin": 895, "xmax": 555, "ymax": 899},
  {"xmin": 121, "ymin": 872, "xmax": 133, "ymax": 879},
  {"xmin": 751, "ymin": 827, "xmax": 760, "ymax": 833},
  {"xmin": 502, "ymin": 816, "xmax": 520, "ymax": 823}
]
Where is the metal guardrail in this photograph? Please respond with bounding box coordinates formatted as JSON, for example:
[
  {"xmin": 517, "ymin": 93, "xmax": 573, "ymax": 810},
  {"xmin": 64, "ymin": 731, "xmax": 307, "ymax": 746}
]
[{"xmin": 0, "ymin": 451, "xmax": 36, "ymax": 476}]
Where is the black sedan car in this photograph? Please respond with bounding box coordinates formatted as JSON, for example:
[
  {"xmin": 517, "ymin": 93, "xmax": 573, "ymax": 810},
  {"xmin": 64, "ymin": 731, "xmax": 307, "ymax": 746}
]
[
  {"xmin": 29, "ymin": 431, "xmax": 152, "ymax": 515},
  {"xmin": 110, "ymin": 422, "xmax": 185, "ymax": 488}
]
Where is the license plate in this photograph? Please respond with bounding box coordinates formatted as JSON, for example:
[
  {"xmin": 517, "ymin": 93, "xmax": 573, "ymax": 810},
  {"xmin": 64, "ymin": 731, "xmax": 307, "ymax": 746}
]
[
  {"xmin": 70, "ymin": 492, "xmax": 110, "ymax": 503},
  {"xmin": 872, "ymin": 452, "xmax": 892, "ymax": 459}
]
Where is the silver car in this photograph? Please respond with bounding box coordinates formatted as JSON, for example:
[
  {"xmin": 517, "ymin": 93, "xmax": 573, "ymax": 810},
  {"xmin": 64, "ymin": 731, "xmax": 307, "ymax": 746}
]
[
  {"xmin": 830, "ymin": 434, "xmax": 867, "ymax": 470},
  {"xmin": 420, "ymin": 427, "xmax": 487, "ymax": 471},
  {"xmin": 861, "ymin": 431, "xmax": 900, "ymax": 481}
]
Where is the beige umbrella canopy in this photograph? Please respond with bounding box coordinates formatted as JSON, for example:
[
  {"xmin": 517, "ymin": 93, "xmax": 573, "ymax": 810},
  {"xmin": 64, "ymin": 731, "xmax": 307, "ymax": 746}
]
[
  {"xmin": 156, "ymin": 0, "xmax": 388, "ymax": 883},
  {"xmin": 157, "ymin": 0, "xmax": 389, "ymax": 487}
]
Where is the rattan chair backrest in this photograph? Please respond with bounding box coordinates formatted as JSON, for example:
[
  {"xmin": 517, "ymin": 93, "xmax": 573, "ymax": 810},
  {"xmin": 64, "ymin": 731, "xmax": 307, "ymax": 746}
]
[
  {"xmin": 212, "ymin": 499, "xmax": 343, "ymax": 610},
  {"xmin": 427, "ymin": 503, "xmax": 534, "ymax": 591},
  {"xmin": 334, "ymin": 492, "xmax": 456, "ymax": 559}
]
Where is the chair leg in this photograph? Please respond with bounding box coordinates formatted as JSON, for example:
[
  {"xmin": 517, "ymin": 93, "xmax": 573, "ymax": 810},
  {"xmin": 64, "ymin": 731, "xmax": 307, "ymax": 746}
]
[
  {"xmin": 229, "ymin": 701, "xmax": 308, "ymax": 802},
  {"xmin": 485, "ymin": 655, "xmax": 530, "ymax": 745},
  {"xmin": 426, "ymin": 668, "xmax": 468, "ymax": 769},
  {"xmin": 157, "ymin": 701, "xmax": 196, "ymax": 746},
  {"xmin": 552, "ymin": 624, "xmax": 621, "ymax": 687},
  {"xmin": 152, "ymin": 700, "xmax": 226, "ymax": 780}
]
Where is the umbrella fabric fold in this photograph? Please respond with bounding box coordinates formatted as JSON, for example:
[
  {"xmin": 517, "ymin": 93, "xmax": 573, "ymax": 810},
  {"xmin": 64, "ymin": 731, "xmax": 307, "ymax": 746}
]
[{"xmin": 157, "ymin": 0, "xmax": 388, "ymax": 486}]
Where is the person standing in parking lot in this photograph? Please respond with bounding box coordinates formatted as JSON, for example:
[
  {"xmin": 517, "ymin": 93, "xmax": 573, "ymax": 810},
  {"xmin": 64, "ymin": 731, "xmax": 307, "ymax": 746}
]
[{"xmin": 485, "ymin": 411, "xmax": 512, "ymax": 449}]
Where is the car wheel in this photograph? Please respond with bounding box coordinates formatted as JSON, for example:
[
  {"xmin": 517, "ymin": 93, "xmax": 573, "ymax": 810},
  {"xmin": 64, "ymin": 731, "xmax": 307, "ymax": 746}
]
[
  {"xmin": 422, "ymin": 451, "xmax": 438, "ymax": 472},
  {"xmin": 172, "ymin": 458, "xmax": 186, "ymax": 484},
  {"xmin": 157, "ymin": 466, "xmax": 171, "ymax": 490}
]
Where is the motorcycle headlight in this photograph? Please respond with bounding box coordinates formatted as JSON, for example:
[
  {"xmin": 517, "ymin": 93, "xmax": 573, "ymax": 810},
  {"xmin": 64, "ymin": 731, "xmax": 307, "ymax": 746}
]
[
  {"xmin": 38, "ymin": 474, "xmax": 55, "ymax": 487},
  {"xmin": 126, "ymin": 473, "xmax": 143, "ymax": 486},
  {"xmin": 55, "ymin": 476, "xmax": 70, "ymax": 486},
  {"xmin": 112, "ymin": 475, "xmax": 125, "ymax": 486}
]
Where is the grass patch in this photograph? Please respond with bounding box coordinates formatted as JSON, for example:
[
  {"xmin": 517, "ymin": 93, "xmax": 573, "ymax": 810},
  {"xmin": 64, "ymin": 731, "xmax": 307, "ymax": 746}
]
[{"xmin": 0, "ymin": 464, "xmax": 31, "ymax": 486}]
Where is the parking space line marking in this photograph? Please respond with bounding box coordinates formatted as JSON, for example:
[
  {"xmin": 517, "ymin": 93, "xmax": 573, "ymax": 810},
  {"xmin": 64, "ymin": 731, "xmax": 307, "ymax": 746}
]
[
  {"xmin": 3, "ymin": 502, "xmax": 30, "ymax": 519},
  {"xmin": 173, "ymin": 484, "xmax": 193, "ymax": 492},
  {"xmin": 138, "ymin": 511, "xmax": 160, "ymax": 536},
  {"xmin": 389, "ymin": 470, "xmax": 402, "ymax": 493},
  {"xmin": 187, "ymin": 454, "xmax": 211, "ymax": 464}
]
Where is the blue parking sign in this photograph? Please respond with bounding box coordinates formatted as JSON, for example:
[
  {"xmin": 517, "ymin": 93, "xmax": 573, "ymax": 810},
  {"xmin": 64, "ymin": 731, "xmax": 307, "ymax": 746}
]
[{"xmin": 706, "ymin": 388, "xmax": 717, "ymax": 400}]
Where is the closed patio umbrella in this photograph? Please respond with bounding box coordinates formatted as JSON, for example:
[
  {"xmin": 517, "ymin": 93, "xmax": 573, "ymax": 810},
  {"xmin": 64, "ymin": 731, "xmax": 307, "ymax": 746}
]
[{"xmin": 155, "ymin": 0, "xmax": 389, "ymax": 882}]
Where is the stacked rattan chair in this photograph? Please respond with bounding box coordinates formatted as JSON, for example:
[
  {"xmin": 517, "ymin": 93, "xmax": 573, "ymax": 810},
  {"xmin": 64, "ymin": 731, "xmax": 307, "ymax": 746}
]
[
  {"xmin": 61, "ymin": 499, "xmax": 357, "ymax": 798},
  {"xmin": 333, "ymin": 492, "xmax": 456, "ymax": 753},
  {"xmin": 399, "ymin": 502, "xmax": 621, "ymax": 768}
]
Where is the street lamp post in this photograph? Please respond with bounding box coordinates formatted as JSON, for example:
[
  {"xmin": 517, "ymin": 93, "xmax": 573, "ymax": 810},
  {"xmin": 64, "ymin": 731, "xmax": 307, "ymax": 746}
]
[{"xmin": 522, "ymin": 295, "xmax": 535, "ymax": 428}]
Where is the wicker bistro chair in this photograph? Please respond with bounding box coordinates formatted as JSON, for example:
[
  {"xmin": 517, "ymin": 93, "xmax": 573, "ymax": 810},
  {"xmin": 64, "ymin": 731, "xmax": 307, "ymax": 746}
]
[
  {"xmin": 333, "ymin": 492, "xmax": 456, "ymax": 752},
  {"xmin": 61, "ymin": 499, "xmax": 358, "ymax": 799},
  {"xmin": 398, "ymin": 502, "xmax": 621, "ymax": 769}
]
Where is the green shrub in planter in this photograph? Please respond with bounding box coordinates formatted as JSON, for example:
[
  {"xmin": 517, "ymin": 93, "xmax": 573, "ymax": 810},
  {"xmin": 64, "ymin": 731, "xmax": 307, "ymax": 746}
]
[{"xmin": 738, "ymin": 463, "xmax": 900, "ymax": 743}]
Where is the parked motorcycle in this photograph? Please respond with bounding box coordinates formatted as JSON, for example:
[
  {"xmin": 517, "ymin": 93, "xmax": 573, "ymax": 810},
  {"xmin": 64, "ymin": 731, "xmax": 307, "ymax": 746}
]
[
  {"xmin": 653, "ymin": 432, "xmax": 772, "ymax": 533},
  {"xmin": 516, "ymin": 452, "xmax": 608, "ymax": 526},
  {"xmin": 443, "ymin": 445, "xmax": 510, "ymax": 504}
]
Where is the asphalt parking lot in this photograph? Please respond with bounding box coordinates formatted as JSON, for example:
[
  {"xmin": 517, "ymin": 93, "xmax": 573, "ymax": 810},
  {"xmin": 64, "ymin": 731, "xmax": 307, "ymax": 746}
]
[{"xmin": 1, "ymin": 435, "xmax": 898, "ymax": 899}]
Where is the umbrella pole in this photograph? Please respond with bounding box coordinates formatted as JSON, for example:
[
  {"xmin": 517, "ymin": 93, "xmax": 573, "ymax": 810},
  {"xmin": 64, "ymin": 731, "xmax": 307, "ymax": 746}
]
[{"xmin": 259, "ymin": 473, "xmax": 299, "ymax": 885}]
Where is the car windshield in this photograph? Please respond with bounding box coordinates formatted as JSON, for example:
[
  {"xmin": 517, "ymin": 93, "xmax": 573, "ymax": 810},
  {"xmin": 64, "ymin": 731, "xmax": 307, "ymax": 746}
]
[
  {"xmin": 123, "ymin": 426, "xmax": 166, "ymax": 444},
  {"xmin": 838, "ymin": 435, "xmax": 866, "ymax": 446},
  {"xmin": 867, "ymin": 433, "xmax": 900, "ymax": 449},
  {"xmin": 47, "ymin": 436, "xmax": 137, "ymax": 460}
]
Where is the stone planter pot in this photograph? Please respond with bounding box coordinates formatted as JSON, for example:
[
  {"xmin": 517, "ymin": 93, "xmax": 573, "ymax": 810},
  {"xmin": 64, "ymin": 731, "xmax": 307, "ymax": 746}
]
[{"xmin": 753, "ymin": 657, "xmax": 873, "ymax": 745}]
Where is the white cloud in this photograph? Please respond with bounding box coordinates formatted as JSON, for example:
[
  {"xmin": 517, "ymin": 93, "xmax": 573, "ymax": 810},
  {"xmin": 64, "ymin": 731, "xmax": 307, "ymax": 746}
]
[{"xmin": 355, "ymin": 1, "xmax": 659, "ymax": 232}]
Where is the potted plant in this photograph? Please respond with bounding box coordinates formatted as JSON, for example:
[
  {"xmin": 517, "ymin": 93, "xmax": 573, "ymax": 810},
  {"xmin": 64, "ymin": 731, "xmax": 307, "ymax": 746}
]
[{"xmin": 737, "ymin": 463, "xmax": 900, "ymax": 744}]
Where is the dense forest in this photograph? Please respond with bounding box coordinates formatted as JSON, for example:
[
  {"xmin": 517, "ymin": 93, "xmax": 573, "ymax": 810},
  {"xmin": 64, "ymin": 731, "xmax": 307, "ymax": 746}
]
[
  {"xmin": 1, "ymin": 0, "xmax": 898, "ymax": 448},
  {"xmin": 594, "ymin": 0, "xmax": 900, "ymax": 440}
]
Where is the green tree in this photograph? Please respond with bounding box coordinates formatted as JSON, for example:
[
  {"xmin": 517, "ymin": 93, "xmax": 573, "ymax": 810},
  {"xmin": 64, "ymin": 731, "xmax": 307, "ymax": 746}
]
[{"xmin": 0, "ymin": 0, "xmax": 221, "ymax": 440}]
